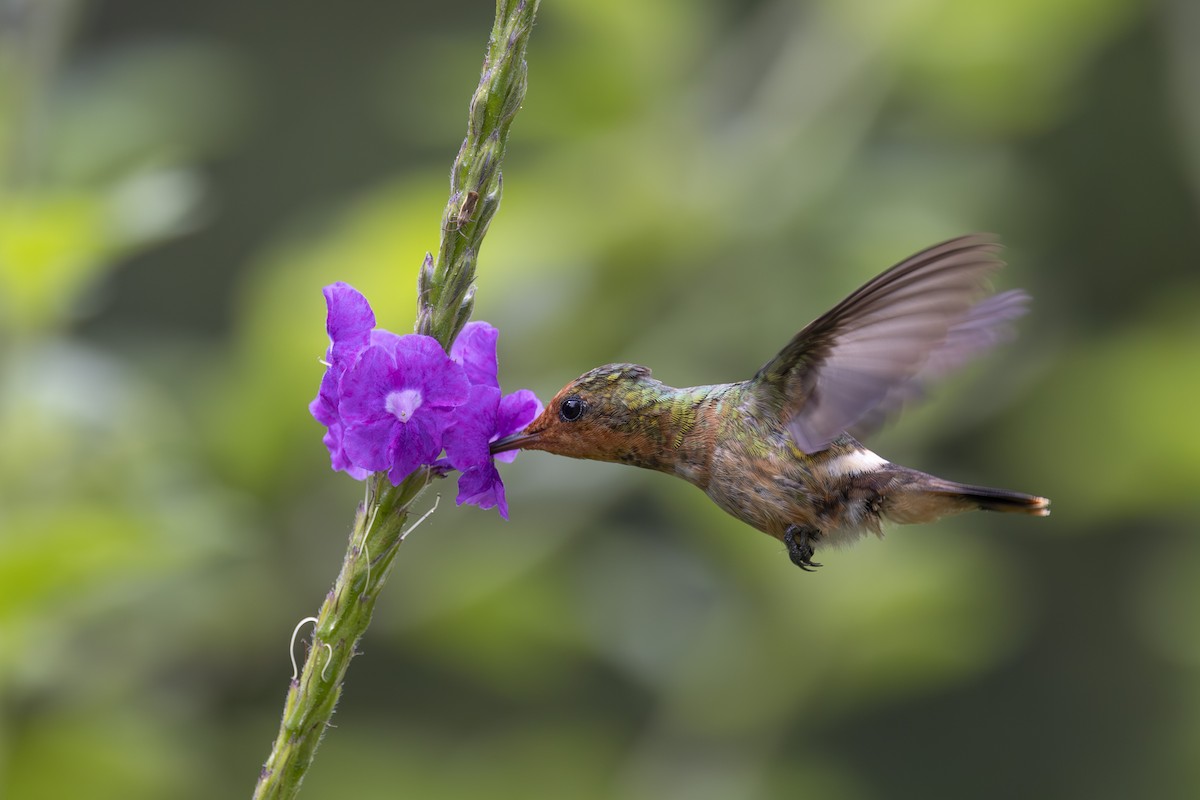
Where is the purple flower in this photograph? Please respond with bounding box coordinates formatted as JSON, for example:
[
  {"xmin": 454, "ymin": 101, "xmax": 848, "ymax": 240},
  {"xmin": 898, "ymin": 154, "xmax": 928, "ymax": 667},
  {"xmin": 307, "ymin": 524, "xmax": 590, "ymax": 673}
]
[
  {"xmin": 310, "ymin": 283, "xmax": 377, "ymax": 479},
  {"xmin": 443, "ymin": 322, "xmax": 542, "ymax": 518},
  {"xmin": 460, "ymin": 390, "xmax": 543, "ymax": 518},
  {"xmin": 311, "ymin": 286, "xmax": 541, "ymax": 516},
  {"xmin": 339, "ymin": 334, "xmax": 470, "ymax": 485},
  {"xmin": 310, "ymin": 283, "xmax": 470, "ymax": 485}
]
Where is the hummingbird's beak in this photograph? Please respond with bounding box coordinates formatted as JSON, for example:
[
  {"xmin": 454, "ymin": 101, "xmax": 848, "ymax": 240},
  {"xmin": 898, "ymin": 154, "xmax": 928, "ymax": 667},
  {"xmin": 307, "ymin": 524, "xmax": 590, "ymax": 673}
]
[{"xmin": 490, "ymin": 430, "xmax": 540, "ymax": 455}]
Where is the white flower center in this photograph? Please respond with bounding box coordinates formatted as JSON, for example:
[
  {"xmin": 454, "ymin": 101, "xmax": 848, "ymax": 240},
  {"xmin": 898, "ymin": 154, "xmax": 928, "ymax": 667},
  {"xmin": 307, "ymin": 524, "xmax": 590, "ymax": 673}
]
[{"xmin": 386, "ymin": 389, "xmax": 423, "ymax": 423}]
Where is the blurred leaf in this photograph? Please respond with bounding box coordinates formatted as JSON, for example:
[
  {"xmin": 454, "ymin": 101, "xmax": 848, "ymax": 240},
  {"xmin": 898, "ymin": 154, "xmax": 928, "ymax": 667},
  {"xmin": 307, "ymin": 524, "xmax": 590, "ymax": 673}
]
[
  {"xmin": 0, "ymin": 342, "xmax": 245, "ymax": 692},
  {"xmin": 46, "ymin": 41, "xmax": 249, "ymax": 183},
  {"xmin": 4, "ymin": 710, "xmax": 197, "ymax": 800},
  {"xmin": 0, "ymin": 507, "xmax": 156, "ymax": 621},
  {"xmin": 823, "ymin": 0, "xmax": 1138, "ymax": 131},
  {"xmin": 0, "ymin": 191, "xmax": 109, "ymax": 330}
]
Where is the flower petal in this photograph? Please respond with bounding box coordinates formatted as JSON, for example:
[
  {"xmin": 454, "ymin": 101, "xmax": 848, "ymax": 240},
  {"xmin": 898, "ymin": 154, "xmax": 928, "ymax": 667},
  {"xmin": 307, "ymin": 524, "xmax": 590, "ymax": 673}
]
[
  {"xmin": 324, "ymin": 283, "xmax": 375, "ymax": 359},
  {"xmin": 450, "ymin": 321, "xmax": 500, "ymax": 388},
  {"xmin": 337, "ymin": 345, "xmax": 397, "ymax": 424},
  {"xmin": 322, "ymin": 421, "xmax": 371, "ymax": 480},
  {"xmin": 456, "ymin": 463, "xmax": 508, "ymax": 520},
  {"xmin": 309, "ymin": 375, "xmax": 339, "ymax": 427},
  {"xmin": 385, "ymin": 416, "xmax": 443, "ymax": 485},
  {"xmin": 388, "ymin": 334, "xmax": 471, "ymax": 408},
  {"xmin": 342, "ymin": 416, "xmax": 399, "ymax": 472},
  {"xmin": 496, "ymin": 389, "xmax": 543, "ymax": 437},
  {"xmin": 443, "ymin": 385, "xmax": 501, "ymax": 470},
  {"xmin": 493, "ymin": 389, "xmax": 544, "ymax": 463}
]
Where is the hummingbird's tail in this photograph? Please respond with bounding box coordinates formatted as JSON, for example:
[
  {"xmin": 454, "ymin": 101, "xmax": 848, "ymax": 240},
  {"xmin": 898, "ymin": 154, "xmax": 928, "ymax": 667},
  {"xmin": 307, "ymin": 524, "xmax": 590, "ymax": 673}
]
[
  {"xmin": 885, "ymin": 471, "xmax": 1050, "ymax": 524},
  {"xmin": 930, "ymin": 481, "xmax": 1051, "ymax": 516}
]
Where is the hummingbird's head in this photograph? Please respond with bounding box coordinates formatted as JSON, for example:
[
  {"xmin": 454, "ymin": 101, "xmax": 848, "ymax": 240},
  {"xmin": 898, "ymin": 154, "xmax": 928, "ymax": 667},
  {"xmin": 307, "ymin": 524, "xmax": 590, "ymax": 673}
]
[{"xmin": 490, "ymin": 363, "xmax": 667, "ymax": 463}]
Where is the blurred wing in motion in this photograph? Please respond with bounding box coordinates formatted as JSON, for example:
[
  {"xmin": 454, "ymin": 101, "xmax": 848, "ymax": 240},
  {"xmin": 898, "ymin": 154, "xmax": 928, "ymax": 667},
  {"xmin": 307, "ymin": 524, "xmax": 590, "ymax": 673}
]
[
  {"xmin": 846, "ymin": 287, "xmax": 1029, "ymax": 440},
  {"xmin": 751, "ymin": 234, "xmax": 1027, "ymax": 453}
]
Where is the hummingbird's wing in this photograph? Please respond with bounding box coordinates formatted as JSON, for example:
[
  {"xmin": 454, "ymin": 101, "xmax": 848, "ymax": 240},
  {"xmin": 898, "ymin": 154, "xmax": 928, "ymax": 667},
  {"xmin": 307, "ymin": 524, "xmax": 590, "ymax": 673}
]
[
  {"xmin": 753, "ymin": 234, "xmax": 1026, "ymax": 454},
  {"xmin": 844, "ymin": 287, "xmax": 1029, "ymax": 440}
]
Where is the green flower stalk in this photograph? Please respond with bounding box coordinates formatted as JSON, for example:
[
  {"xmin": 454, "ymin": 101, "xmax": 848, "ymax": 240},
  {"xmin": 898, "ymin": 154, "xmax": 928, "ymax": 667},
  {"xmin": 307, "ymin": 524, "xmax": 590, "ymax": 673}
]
[
  {"xmin": 418, "ymin": 0, "xmax": 538, "ymax": 348},
  {"xmin": 253, "ymin": 2, "xmax": 541, "ymax": 798}
]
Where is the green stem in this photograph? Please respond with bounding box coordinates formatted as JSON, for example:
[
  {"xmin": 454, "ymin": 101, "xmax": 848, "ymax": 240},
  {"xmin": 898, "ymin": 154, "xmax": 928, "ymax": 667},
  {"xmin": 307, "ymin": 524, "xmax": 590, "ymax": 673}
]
[
  {"xmin": 253, "ymin": 2, "xmax": 540, "ymax": 797},
  {"xmin": 418, "ymin": 0, "xmax": 541, "ymax": 350}
]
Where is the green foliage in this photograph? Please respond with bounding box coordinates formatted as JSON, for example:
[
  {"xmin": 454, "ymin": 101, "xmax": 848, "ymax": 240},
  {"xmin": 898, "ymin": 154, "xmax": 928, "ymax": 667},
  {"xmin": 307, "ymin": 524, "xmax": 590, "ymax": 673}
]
[{"xmin": 2, "ymin": 1, "xmax": 1198, "ymax": 798}]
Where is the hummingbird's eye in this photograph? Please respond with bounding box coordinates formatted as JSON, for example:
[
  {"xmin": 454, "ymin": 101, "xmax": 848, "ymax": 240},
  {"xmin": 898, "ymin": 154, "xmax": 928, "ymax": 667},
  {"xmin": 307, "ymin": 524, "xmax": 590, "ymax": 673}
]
[{"xmin": 559, "ymin": 395, "xmax": 586, "ymax": 422}]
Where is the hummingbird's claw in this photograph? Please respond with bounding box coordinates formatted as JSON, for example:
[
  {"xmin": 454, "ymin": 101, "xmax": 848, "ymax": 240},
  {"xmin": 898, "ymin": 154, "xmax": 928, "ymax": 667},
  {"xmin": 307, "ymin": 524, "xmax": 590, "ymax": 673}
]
[{"xmin": 784, "ymin": 525, "xmax": 822, "ymax": 571}]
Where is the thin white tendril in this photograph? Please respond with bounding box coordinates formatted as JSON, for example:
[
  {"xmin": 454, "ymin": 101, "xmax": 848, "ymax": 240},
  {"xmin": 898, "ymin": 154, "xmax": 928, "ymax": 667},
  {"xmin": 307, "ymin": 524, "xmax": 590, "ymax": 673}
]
[
  {"xmin": 320, "ymin": 643, "xmax": 333, "ymax": 681},
  {"xmin": 318, "ymin": 357, "xmax": 331, "ymax": 367},
  {"xmin": 400, "ymin": 494, "xmax": 441, "ymax": 543},
  {"xmin": 358, "ymin": 480, "xmax": 374, "ymax": 589},
  {"xmin": 289, "ymin": 616, "xmax": 319, "ymax": 680}
]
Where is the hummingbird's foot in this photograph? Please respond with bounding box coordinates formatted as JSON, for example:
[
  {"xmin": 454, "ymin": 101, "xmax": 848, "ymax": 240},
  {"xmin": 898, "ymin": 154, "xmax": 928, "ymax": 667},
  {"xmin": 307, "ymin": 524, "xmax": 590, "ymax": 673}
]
[{"xmin": 784, "ymin": 525, "xmax": 822, "ymax": 572}]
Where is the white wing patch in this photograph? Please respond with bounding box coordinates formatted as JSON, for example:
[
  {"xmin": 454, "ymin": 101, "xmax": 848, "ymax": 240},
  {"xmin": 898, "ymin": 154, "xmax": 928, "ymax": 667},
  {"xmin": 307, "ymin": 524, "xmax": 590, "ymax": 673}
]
[{"xmin": 820, "ymin": 449, "xmax": 888, "ymax": 477}]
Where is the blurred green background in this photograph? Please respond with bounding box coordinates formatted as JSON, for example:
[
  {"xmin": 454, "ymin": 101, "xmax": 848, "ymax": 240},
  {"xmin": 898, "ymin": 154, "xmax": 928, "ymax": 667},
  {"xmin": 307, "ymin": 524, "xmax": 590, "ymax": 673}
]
[{"xmin": 2, "ymin": 0, "xmax": 1198, "ymax": 797}]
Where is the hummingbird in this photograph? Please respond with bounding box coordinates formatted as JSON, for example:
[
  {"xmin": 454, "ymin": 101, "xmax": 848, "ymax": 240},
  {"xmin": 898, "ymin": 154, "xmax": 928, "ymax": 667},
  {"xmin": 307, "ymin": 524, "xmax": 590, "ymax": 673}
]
[{"xmin": 491, "ymin": 234, "xmax": 1050, "ymax": 571}]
